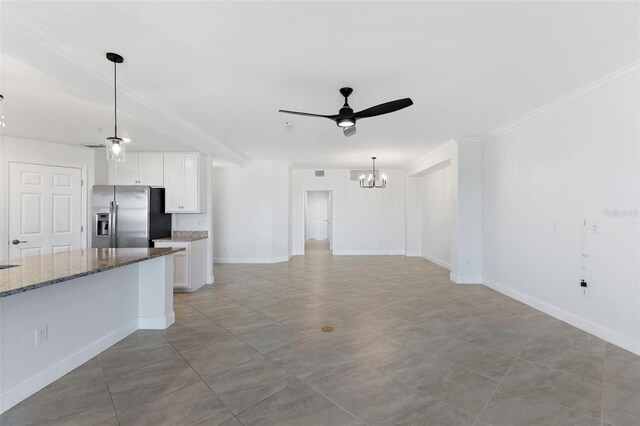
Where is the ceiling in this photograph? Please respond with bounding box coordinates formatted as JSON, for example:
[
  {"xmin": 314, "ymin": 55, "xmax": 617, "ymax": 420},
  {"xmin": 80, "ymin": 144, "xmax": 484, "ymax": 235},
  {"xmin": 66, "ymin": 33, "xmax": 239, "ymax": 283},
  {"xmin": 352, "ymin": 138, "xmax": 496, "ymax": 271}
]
[{"xmin": 2, "ymin": 1, "xmax": 638, "ymax": 169}]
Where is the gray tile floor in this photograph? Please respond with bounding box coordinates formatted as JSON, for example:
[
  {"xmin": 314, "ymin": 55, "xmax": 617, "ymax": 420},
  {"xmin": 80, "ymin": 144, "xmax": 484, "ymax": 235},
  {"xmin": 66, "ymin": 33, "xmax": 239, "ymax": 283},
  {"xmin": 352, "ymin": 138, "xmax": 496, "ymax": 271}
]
[{"xmin": 2, "ymin": 240, "xmax": 639, "ymax": 425}]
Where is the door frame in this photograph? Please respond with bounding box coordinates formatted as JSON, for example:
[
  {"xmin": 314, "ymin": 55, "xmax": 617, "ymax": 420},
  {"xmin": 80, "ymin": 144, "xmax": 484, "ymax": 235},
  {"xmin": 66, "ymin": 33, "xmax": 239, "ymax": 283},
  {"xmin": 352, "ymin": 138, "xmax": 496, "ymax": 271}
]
[
  {"xmin": 1, "ymin": 157, "xmax": 88, "ymax": 260},
  {"xmin": 302, "ymin": 189, "xmax": 334, "ymax": 255}
]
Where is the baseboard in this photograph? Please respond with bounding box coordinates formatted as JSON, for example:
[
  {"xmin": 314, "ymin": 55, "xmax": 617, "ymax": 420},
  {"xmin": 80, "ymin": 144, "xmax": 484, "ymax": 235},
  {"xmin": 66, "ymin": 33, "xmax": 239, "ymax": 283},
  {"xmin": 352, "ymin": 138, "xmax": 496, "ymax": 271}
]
[
  {"xmin": 213, "ymin": 256, "xmax": 290, "ymax": 264},
  {"xmin": 138, "ymin": 312, "xmax": 175, "ymax": 330},
  {"xmin": 405, "ymin": 251, "xmax": 421, "ymax": 257},
  {"xmin": 422, "ymin": 253, "xmax": 452, "ymax": 270},
  {"xmin": 483, "ymin": 279, "xmax": 640, "ymax": 356},
  {"xmin": 0, "ymin": 320, "xmax": 137, "ymax": 414},
  {"xmin": 450, "ymin": 273, "xmax": 482, "ymax": 284},
  {"xmin": 332, "ymin": 250, "xmax": 406, "ymax": 256},
  {"xmin": 291, "ymin": 250, "xmax": 304, "ymax": 256}
]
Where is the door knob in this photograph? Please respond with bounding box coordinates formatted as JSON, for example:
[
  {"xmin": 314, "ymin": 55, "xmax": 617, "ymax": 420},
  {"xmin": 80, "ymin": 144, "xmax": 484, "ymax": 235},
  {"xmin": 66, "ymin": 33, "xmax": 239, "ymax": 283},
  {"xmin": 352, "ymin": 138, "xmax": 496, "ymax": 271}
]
[{"xmin": 11, "ymin": 239, "xmax": 27, "ymax": 245}]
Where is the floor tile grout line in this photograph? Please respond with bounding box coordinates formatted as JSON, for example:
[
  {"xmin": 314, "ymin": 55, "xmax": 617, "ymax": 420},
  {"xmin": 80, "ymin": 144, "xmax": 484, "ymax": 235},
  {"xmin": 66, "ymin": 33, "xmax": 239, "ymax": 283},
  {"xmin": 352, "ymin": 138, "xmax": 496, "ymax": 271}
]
[
  {"xmin": 473, "ymin": 353, "xmax": 519, "ymax": 425},
  {"xmin": 97, "ymin": 355, "xmax": 121, "ymax": 425},
  {"xmin": 347, "ymin": 353, "xmax": 482, "ymax": 423},
  {"xmin": 163, "ymin": 333, "xmax": 241, "ymax": 425}
]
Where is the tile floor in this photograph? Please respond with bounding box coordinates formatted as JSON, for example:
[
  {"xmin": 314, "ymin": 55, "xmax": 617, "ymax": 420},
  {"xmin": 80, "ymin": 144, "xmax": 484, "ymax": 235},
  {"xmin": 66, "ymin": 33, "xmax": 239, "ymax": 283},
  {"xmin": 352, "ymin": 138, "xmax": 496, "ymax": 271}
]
[{"xmin": 2, "ymin": 240, "xmax": 638, "ymax": 425}]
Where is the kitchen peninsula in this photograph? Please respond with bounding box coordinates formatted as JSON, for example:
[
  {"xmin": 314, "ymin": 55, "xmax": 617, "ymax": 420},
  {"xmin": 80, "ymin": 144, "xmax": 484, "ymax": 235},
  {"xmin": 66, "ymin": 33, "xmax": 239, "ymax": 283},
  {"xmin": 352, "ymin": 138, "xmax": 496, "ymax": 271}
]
[{"xmin": 0, "ymin": 247, "xmax": 183, "ymax": 414}]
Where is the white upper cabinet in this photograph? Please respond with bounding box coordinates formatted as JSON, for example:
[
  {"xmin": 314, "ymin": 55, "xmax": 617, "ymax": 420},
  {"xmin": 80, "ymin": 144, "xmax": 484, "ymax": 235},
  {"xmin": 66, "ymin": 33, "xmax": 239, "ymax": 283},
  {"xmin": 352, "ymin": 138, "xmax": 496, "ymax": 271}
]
[
  {"xmin": 112, "ymin": 153, "xmax": 164, "ymax": 186},
  {"xmin": 163, "ymin": 154, "xmax": 182, "ymax": 212},
  {"xmin": 113, "ymin": 153, "xmax": 139, "ymax": 185},
  {"xmin": 163, "ymin": 153, "xmax": 205, "ymax": 213},
  {"xmin": 138, "ymin": 154, "xmax": 164, "ymax": 186},
  {"xmin": 109, "ymin": 152, "xmax": 204, "ymax": 213}
]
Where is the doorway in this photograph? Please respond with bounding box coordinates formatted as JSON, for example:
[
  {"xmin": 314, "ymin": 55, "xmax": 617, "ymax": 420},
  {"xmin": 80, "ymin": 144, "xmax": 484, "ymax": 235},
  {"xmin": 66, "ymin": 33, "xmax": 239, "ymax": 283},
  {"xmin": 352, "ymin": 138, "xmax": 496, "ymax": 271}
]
[
  {"xmin": 7, "ymin": 161, "xmax": 83, "ymax": 258},
  {"xmin": 304, "ymin": 190, "xmax": 333, "ymax": 254}
]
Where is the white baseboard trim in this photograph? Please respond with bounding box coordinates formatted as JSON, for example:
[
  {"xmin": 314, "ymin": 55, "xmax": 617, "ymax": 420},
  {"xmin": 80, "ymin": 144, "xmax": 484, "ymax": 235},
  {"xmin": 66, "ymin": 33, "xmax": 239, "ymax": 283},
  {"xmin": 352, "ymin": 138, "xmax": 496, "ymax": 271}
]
[
  {"xmin": 422, "ymin": 253, "xmax": 452, "ymax": 270},
  {"xmin": 332, "ymin": 250, "xmax": 406, "ymax": 256},
  {"xmin": 208, "ymin": 274, "xmax": 215, "ymax": 284},
  {"xmin": 405, "ymin": 251, "xmax": 421, "ymax": 257},
  {"xmin": 291, "ymin": 250, "xmax": 304, "ymax": 256},
  {"xmin": 138, "ymin": 312, "xmax": 175, "ymax": 330},
  {"xmin": 484, "ymin": 279, "xmax": 640, "ymax": 356},
  {"xmin": 0, "ymin": 320, "xmax": 137, "ymax": 414},
  {"xmin": 213, "ymin": 256, "xmax": 290, "ymax": 264},
  {"xmin": 450, "ymin": 273, "xmax": 482, "ymax": 284}
]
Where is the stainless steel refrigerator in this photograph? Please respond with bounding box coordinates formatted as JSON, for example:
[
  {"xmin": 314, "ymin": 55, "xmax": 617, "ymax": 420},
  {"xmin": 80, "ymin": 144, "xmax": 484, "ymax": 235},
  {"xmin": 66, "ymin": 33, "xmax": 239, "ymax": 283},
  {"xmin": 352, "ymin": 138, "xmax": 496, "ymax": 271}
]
[{"xmin": 92, "ymin": 186, "xmax": 171, "ymax": 248}]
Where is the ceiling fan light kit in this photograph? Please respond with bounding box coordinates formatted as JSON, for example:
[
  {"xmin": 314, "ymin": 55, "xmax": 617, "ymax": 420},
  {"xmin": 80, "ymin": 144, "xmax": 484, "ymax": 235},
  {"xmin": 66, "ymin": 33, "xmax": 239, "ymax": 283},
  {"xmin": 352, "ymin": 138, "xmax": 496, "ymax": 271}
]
[
  {"xmin": 279, "ymin": 87, "xmax": 412, "ymax": 138},
  {"xmin": 360, "ymin": 157, "xmax": 387, "ymax": 189},
  {"xmin": 105, "ymin": 52, "xmax": 128, "ymax": 162}
]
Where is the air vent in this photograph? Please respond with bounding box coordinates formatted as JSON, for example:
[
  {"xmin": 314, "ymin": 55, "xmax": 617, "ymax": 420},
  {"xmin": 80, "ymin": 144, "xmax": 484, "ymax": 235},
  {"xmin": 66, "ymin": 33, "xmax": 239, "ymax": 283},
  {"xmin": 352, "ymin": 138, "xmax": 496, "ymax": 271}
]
[
  {"xmin": 82, "ymin": 144, "xmax": 106, "ymax": 148},
  {"xmin": 315, "ymin": 170, "xmax": 325, "ymax": 177}
]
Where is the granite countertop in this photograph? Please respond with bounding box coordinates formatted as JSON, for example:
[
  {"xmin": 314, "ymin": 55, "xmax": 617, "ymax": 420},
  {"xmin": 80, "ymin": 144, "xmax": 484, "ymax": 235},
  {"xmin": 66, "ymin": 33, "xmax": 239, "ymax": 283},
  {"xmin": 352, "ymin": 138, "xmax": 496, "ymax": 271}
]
[
  {"xmin": 154, "ymin": 231, "xmax": 208, "ymax": 242},
  {"xmin": 0, "ymin": 247, "xmax": 184, "ymax": 298}
]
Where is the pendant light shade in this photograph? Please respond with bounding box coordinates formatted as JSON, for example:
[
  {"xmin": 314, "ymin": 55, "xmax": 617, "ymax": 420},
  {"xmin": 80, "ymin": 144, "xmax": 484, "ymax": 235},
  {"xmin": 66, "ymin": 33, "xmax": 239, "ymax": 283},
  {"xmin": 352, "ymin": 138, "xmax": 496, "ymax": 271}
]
[
  {"xmin": 106, "ymin": 137, "xmax": 126, "ymax": 162},
  {"xmin": 105, "ymin": 52, "xmax": 128, "ymax": 162}
]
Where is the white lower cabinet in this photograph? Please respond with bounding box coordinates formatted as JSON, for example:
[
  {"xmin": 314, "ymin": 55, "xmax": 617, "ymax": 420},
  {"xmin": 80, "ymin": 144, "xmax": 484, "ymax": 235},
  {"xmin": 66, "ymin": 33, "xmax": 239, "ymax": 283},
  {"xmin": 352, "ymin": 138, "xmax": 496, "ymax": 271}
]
[{"xmin": 153, "ymin": 239, "xmax": 207, "ymax": 292}]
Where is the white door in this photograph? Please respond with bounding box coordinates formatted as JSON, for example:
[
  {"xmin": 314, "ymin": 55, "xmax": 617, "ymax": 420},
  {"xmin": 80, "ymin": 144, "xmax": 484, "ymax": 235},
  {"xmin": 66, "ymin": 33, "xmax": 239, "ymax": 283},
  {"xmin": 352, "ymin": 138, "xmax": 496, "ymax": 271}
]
[
  {"xmin": 115, "ymin": 153, "xmax": 139, "ymax": 185},
  {"xmin": 138, "ymin": 153, "xmax": 164, "ymax": 186},
  {"xmin": 9, "ymin": 162, "xmax": 83, "ymax": 258},
  {"xmin": 308, "ymin": 191, "xmax": 328, "ymax": 240}
]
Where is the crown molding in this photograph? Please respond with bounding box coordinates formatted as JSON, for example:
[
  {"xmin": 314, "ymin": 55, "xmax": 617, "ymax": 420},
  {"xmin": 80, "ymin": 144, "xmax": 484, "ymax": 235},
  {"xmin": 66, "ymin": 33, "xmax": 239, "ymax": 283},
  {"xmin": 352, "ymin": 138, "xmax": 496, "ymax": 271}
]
[
  {"xmin": 488, "ymin": 60, "xmax": 640, "ymax": 138},
  {"xmin": 452, "ymin": 136, "xmax": 484, "ymax": 143},
  {"xmin": 2, "ymin": 8, "xmax": 248, "ymax": 166},
  {"xmin": 410, "ymin": 60, "xmax": 639, "ymax": 166}
]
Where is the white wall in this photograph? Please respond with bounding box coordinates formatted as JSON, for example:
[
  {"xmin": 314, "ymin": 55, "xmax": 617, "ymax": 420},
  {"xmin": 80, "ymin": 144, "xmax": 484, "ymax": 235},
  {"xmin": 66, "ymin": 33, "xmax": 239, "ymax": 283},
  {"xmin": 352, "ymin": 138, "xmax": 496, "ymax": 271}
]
[
  {"xmin": 406, "ymin": 140, "xmax": 483, "ymax": 283},
  {"xmin": 0, "ymin": 136, "xmax": 97, "ymax": 260},
  {"xmin": 482, "ymin": 70, "xmax": 640, "ymax": 354},
  {"xmin": 420, "ymin": 161, "xmax": 452, "ymax": 268},
  {"xmin": 292, "ymin": 169, "xmax": 406, "ymax": 255},
  {"xmin": 212, "ymin": 160, "xmax": 291, "ymax": 263}
]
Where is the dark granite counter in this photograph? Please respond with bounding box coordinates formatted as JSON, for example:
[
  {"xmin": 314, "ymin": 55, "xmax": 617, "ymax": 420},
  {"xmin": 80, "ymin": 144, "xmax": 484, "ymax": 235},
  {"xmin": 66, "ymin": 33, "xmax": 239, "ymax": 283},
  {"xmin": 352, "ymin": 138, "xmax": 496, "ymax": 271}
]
[
  {"xmin": 154, "ymin": 230, "xmax": 208, "ymax": 242},
  {"xmin": 0, "ymin": 247, "xmax": 184, "ymax": 298}
]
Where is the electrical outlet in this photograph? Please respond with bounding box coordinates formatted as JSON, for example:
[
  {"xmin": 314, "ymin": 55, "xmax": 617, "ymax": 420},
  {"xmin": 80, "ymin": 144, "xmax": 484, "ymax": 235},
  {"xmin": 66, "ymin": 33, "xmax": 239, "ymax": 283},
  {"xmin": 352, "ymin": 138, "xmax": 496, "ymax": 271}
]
[
  {"xmin": 580, "ymin": 280, "xmax": 589, "ymax": 299},
  {"xmin": 35, "ymin": 325, "xmax": 48, "ymax": 347},
  {"xmin": 591, "ymin": 223, "xmax": 598, "ymax": 233}
]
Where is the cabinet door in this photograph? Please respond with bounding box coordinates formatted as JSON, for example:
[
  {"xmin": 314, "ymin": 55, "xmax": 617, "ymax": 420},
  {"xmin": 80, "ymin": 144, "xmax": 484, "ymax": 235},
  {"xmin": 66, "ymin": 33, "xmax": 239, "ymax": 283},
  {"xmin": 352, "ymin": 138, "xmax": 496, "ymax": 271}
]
[
  {"xmin": 163, "ymin": 154, "xmax": 182, "ymax": 212},
  {"xmin": 115, "ymin": 153, "xmax": 139, "ymax": 185},
  {"xmin": 181, "ymin": 154, "xmax": 200, "ymax": 212},
  {"xmin": 138, "ymin": 153, "xmax": 164, "ymax": 186},
  {"xmin": 173, "ymin": 251, "xmax": 191, "ymax": 290}
]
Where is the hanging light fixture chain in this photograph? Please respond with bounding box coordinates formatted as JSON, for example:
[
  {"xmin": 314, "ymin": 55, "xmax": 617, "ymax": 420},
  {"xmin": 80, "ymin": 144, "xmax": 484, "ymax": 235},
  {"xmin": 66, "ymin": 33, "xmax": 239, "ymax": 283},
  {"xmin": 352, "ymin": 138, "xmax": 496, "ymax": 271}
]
[{"xmin": 113, "ymin": 60, "xmax": 117, "ymax": 138}]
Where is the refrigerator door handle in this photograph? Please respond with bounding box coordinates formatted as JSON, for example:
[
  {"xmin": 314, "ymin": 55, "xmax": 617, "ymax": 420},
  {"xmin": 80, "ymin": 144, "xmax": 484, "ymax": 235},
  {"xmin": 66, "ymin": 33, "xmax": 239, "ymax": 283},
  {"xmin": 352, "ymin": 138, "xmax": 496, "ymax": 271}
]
[
  {"xmin": 108, "ymin": 201, "xmax": 114, "ymax": 247},
  {"xmin": 113, "ymin": 202, "xmax": 119, "ymax": 248}
]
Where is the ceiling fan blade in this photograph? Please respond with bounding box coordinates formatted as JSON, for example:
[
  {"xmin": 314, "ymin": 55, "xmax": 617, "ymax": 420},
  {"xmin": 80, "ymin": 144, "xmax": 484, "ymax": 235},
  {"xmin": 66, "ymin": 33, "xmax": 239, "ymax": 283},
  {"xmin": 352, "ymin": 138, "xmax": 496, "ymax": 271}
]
[
  {"xmin": 278, "ymin": 109, "xmax": 337, "ymax": 120},
  {"xmin": 353, "ymin": 98, "xmax": 413, "ymax": 119},
  {"xmin": 343, "ymin": 126, "xmax": 357, "ymax": 138}
]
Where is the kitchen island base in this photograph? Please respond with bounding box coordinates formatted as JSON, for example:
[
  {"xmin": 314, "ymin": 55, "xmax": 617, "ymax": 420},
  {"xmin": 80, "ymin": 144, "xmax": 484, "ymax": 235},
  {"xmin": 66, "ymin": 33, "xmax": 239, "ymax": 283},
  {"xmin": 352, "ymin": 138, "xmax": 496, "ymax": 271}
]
[{"xmin": 0, "ymin": 254, "xmax": 175, "ymax": 414}]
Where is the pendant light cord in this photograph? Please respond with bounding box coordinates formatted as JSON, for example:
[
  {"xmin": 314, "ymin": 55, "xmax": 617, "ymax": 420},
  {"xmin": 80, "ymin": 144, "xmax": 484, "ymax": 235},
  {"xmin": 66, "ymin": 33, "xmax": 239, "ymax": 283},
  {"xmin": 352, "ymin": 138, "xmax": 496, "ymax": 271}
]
[
  {"xmin": 372, "ymin": 157, "xmax": 376, "ymax": 184},
  {"xmin": 113, "ymin": 60, "xmax": 118, "ymax": 138}
]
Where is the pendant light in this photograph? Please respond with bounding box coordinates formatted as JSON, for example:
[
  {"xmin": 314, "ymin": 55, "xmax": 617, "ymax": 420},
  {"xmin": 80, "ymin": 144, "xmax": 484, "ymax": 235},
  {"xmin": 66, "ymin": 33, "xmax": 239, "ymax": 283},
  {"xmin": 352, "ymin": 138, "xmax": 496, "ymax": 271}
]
[
  {"xmin": 105, "ymin": 52, "xmax": 127, "ymax": 162},
  {"xmin": 359, "ymin": 157, "xmax": 387, "ymax": 189}
]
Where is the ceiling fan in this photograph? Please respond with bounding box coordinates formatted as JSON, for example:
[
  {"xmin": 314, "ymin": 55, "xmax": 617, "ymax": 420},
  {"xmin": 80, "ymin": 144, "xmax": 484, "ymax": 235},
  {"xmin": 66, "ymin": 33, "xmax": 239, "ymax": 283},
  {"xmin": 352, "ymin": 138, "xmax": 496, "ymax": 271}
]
[{"xmin": 279, "ymin": 88, "xmax": 413, "ymax": 138}]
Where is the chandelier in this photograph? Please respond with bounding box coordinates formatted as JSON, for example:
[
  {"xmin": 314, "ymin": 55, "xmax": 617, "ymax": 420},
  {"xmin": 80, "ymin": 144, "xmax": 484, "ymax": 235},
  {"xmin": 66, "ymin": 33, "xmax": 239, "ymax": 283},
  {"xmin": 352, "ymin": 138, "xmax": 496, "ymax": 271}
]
[{"xmin": 359, "ymin": 157, "xmax": 387, "ymax": 189}]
